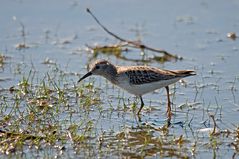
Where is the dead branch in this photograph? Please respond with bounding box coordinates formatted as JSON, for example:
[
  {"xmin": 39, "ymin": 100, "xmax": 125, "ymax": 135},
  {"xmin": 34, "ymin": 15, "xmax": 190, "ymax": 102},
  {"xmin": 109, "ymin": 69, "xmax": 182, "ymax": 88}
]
[{"xmin": 86, "ymin": 8, "xmax": 179, "ymax": 59}]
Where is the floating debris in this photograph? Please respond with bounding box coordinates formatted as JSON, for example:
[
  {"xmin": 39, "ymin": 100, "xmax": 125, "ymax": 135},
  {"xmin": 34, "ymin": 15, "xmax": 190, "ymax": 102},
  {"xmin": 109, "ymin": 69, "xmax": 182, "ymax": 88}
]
[
  {"xmin": 87, "ymin": 44, "xmax": 124, "ymax": 58},
  {"xmin": 227, "ymin": 32, "xmax": 237, "ymax": 40},
  {"xmin": 42, "ymin": 57, "xmax": 56, "ymax": 65},
  {"xmin": 0, "ymin": 54, "xmax": 6, "ymax": 67},
  {"xmin": 15, "ymin": 43, "xmax": 30, "ymax": 50}
]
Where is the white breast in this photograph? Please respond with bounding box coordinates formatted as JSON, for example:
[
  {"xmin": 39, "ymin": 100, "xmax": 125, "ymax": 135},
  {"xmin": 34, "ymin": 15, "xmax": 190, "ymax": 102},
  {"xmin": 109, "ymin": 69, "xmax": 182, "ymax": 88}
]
[{"xmin": 116, "ymin": 77, "xmax": 181, "ymax": 96}]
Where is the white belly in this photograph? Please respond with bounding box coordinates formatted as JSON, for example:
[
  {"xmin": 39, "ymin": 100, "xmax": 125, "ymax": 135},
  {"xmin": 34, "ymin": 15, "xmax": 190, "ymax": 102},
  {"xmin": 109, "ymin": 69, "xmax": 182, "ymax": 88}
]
[{"xmin": 117, "ymin": 78, "xmax": 181, "ymax": 96}]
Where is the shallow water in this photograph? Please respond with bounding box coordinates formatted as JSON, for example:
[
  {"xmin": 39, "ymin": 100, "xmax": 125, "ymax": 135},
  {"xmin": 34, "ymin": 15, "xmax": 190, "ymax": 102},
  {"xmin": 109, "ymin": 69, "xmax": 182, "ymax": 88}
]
[{"xmin": 1, "ymin": 0, "xmax": 239, "ymax": 158}]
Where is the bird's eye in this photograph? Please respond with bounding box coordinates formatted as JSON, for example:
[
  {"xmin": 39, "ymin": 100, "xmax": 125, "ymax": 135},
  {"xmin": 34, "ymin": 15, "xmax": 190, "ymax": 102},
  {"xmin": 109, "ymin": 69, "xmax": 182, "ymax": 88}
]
[{"xmin": 95, "ymin": 65, "xmax": 100, "ymax": 69}]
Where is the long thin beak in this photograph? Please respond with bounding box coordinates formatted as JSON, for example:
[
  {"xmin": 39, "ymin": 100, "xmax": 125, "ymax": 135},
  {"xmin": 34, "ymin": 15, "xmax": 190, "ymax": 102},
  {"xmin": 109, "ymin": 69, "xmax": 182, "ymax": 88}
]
[{"xmin": 78, "ymin": 72, "xmax": 92, "ymax": 83}]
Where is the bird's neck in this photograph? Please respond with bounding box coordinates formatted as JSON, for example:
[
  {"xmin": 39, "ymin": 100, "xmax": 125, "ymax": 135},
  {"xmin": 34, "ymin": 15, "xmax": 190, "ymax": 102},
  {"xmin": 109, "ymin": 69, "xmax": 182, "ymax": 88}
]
[{"xmin": 103, "ymin": 65, "xmax": 118, "ymax": 84}]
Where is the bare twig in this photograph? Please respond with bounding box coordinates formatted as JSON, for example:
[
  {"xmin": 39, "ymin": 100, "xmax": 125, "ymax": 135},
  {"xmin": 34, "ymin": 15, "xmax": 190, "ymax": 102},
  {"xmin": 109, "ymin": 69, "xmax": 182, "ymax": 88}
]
[
  {"xmin": 210, "ymin": 115, "xmax": 217, "ymax": 135},
  {"xmin": 86, "ymin": 43, "xmax": 176, "ymax": 63},
  {"xmin": 86, "ymin": 8, "xmax": 178, "ymax": 59}
]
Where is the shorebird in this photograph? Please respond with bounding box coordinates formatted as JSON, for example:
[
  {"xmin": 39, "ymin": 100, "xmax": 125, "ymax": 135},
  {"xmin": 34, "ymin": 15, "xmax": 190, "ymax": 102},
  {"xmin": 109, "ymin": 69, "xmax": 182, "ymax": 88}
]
[{"xmin": 78, "ymin": 59, "xmax": 195, "ymax": 119}]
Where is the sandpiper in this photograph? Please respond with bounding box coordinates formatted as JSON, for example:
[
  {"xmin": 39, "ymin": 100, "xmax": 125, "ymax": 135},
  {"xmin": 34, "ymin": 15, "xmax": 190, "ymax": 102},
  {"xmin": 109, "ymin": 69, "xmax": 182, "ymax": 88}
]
[{"xmin": 78, "ymin": 59, "xmax": 195, "ymax": 119}]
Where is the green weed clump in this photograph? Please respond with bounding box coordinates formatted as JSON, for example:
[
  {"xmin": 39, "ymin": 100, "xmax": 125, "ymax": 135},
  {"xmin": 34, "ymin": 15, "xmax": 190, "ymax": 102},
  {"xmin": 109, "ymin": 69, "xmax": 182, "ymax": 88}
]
[{"xmin": 0, "ymin": 67, "xmax": 100, "ymax": 157}]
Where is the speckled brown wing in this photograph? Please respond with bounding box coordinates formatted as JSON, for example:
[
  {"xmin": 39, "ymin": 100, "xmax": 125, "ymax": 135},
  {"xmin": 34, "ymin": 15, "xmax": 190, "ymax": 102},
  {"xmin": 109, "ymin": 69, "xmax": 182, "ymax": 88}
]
[{"xmin": 123, "ymin": 66, "xmax": 178, "ymax": 85}]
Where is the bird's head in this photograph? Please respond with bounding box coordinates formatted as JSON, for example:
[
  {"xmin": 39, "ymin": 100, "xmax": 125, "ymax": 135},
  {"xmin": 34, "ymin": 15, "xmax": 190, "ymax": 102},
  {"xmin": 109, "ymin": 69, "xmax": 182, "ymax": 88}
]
[{"xmin": 78, "ymin": 59, "xmax": 116, "ymax": 83}]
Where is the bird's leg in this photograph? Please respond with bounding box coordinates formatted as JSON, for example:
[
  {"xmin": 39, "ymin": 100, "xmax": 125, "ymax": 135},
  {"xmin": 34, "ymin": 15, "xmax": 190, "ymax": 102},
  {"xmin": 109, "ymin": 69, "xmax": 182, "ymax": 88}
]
[
  {"xmin": 165, "ymin": 86, "xmax": 172, "ymax": 119},
  {"xmin": 137, "ymin": 96, "xmax": 144, "ymax": 115}
]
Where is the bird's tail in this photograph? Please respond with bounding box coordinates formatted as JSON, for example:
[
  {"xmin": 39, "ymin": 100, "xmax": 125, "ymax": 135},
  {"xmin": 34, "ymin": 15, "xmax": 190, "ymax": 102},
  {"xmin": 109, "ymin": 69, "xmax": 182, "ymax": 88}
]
[{"xmin": 172, "ymin": 70, "xmax": 196, "ymax": 77}]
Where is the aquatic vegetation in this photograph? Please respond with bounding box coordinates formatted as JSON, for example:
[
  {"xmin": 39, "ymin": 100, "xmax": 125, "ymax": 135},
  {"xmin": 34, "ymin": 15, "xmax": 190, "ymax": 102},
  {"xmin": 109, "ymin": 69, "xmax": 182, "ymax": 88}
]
[{"xmin": 0, "ymin": 1, "xmax": 239, "ymax": 158}]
